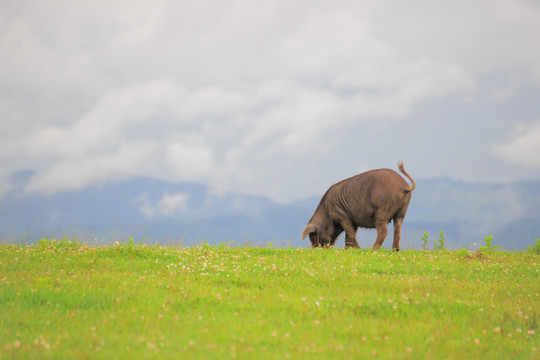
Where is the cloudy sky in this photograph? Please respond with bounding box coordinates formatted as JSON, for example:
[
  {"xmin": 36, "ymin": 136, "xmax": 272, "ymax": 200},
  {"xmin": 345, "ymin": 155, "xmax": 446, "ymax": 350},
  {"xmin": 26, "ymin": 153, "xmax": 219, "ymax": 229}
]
[{"xmin": 1, "ymin": 0, "xmax": 540, "ymax": 203}]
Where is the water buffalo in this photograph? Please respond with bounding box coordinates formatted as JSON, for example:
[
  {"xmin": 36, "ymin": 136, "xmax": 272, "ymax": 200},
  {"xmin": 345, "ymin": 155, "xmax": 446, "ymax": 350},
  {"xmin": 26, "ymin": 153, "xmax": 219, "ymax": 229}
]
[{"xmin": 302, "ymin": 161, "xmax": 415, "ymax": 250}]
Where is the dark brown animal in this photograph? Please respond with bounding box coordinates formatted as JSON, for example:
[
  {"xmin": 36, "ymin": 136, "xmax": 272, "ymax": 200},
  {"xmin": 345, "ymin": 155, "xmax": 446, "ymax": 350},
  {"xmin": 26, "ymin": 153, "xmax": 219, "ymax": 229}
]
[{"xmin": 302, "ymin": 161, "xmax": 415, "ymax": 250}]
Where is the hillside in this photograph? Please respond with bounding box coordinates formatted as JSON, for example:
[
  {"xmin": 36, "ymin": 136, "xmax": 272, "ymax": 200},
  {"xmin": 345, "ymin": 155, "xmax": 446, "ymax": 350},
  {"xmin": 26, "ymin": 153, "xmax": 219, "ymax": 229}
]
[
  {"xmin": 1, "ymin": 171, "xmax": 539, "ymax": 249},
  {"xmin": 1, "ymin": 243, "xmax": 539, "ymax": 359}
]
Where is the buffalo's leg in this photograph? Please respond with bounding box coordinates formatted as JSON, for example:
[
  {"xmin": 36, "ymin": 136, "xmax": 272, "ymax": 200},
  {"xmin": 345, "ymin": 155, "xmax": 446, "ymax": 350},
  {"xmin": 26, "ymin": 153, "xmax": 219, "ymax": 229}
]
[
  {"xmin": 329, "ymin": 225, "xmax": 344, "ymax": 247},
  {"xmin": 392, "ymin": 217, "xmax": 403, "ymax": 251},
  {"xmin": 373, "ymin": 220, "xmax": 388, "ymax": 250},
  {"xmin": 341, "ymin": 220, "xmax": 359, "ymax": 249}
]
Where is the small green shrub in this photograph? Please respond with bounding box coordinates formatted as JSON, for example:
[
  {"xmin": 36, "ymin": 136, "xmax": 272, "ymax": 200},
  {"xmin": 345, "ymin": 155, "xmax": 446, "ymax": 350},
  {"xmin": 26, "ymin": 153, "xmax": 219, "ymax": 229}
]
[
  {"xmin": 36, "ymin": 237, "xmax": 82, "ymax": 250},
  {"xmin": 455, "ymin": 248, "xmax": 470, "ymax": 258},
  {"xmin": 125, "ymin": 236, "xmax": 135, "ymax": 249},
  {"xmin": 478, "ymin": 235, "xmax": 499, "ymax": 253},
  {"xmin": 527, "ymin": 238, "xmax": 540, "ymax": 254},
  {"xmin": 421, "ymin": 231, "xmax": 429, "ymax": 250},
  {"xmin": 435, "ymin": 231, "xmax": 446, "ymax": 250}
]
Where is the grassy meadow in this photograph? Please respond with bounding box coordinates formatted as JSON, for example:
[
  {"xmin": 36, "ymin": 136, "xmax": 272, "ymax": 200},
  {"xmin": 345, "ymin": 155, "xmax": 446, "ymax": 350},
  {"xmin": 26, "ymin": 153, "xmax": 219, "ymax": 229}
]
[{"xmin": 1, "ymin": 239, "xmax": 539, "ymax": 359}]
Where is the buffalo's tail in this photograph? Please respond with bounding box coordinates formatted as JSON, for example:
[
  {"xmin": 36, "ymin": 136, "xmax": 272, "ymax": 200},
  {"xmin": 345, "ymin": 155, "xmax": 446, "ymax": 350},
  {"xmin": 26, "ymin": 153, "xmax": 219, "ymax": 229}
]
[{"xmin": 398, "ymin": 161, "xmax": 416, "ymax": 192}]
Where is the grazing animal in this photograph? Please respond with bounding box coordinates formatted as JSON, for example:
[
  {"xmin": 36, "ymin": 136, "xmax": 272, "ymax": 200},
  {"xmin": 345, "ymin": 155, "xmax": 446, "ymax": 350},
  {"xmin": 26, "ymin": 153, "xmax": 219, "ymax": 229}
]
[{"xmin": 302, "ymin": 161, "xmax": 415, "ymax": 250}]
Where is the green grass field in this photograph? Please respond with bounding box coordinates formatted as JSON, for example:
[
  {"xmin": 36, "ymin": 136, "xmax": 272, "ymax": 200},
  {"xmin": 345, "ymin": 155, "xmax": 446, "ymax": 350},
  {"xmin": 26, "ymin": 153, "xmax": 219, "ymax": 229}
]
[{"xmin": 1, "ymin": 240, "xmax": 539, "ymax": 359}]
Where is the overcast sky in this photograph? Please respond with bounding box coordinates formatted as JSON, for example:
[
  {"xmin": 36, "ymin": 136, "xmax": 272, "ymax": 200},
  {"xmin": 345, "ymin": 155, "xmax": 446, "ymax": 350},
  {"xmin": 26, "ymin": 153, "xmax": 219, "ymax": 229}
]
[{"xmin": 1, "ymin": 0, "xmax": 540, "ymax": 203}]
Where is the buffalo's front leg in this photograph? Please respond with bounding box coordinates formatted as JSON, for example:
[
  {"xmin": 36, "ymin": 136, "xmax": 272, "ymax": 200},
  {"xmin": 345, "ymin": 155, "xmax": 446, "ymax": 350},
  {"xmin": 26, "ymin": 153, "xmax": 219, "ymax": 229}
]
[{"xmin": 330, "ymin": 225, "xmax": 344, "ymax": 247}]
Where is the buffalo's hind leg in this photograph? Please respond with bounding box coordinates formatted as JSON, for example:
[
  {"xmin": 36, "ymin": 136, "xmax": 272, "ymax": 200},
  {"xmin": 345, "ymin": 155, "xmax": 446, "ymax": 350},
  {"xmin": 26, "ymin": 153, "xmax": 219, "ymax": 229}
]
[
  {"xmin": 340, "ymin": 220, "xmax": 359, "ymax": 249},
  {"xmin": 392, "ymin": 216, "xmax": 403, "ymax": 251},
  {"xmin": 372, "ymin": 219, "xmax": 388, "ymax": 250}
]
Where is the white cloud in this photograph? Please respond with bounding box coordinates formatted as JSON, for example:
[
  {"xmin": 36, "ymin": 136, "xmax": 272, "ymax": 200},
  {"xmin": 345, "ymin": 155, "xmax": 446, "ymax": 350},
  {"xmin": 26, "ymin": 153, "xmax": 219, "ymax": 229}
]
[
  {"xmin": 1, "ymin": 1, "xmax": 540, "ymax": 201},
  {"xmin": 132, "ymin": 192, "xmax": 156, "ymax": 218},
  {"xmin": 157, "ymin": 192, "xmax": 190, "ymax": 217},
  {"xmin": 25, "ymin": 140, "xmax": 160, "ymax": 194},
  {"xmin": 132, "ymin": 191, "xmax": 189, "ymax": 218},
  {"xmin": 0, "ymin": 178, "xmax": 10, "ymax": 199},
  {"xmin": 491, "ymin": 122, "xmax": 540, "ymax": 169},
  {"xmin": 166, "ymin": 140, "xmax": 215, "ymax": 182}
]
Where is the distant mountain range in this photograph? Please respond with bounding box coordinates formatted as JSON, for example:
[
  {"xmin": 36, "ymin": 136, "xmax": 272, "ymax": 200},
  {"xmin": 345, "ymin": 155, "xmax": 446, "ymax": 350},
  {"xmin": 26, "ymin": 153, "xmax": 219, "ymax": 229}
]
[{"xmin": 1, "ymin": 171, "xmax": 539, "ymax": 250}]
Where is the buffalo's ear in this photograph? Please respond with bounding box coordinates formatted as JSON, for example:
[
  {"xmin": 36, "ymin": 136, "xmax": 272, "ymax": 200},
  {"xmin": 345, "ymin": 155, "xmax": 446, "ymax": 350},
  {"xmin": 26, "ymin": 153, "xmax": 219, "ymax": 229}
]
[{"xmin": 302, "ymin": 223, "xmax": 317, "ymax": 240}]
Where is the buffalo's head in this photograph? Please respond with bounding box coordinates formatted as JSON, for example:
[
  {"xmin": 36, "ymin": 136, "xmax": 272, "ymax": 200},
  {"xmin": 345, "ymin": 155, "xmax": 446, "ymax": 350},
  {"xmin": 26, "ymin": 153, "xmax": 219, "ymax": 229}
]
[{"xmin": 302, "ymin": 223, "xmax": 339, "ymax": 248}]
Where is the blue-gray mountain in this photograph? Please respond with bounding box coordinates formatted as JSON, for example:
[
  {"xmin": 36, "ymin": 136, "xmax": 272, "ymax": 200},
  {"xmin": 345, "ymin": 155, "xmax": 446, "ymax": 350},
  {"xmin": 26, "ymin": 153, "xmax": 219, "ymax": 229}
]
[{"xmin": 1, "ymin": 171, "xmax": 539, "ymax": 249}]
